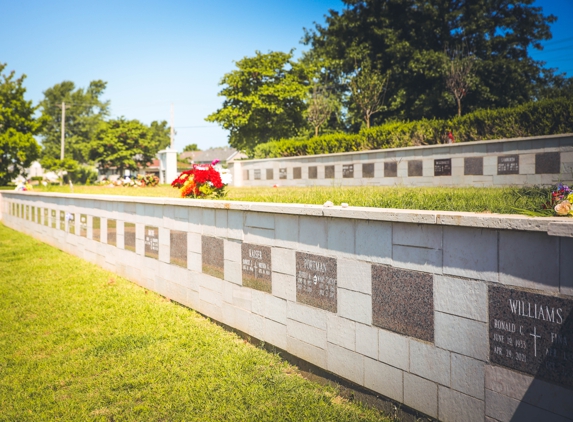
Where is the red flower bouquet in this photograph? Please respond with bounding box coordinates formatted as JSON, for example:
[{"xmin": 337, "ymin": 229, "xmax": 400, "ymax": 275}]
[{"xmin": 171, "ymin": 161, "xmax": 226, "ymax": 198}]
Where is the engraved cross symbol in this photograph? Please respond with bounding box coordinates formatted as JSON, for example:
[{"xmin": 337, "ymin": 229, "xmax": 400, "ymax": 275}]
[{"xmin": 530, "ymin": 327, "xmax": 541, "ymax": 357}]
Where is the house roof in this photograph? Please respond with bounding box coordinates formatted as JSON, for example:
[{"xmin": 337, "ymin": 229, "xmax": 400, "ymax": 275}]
[{"xmin": 180, "ymin": 147, "xmax": 242, "ymax": 163}]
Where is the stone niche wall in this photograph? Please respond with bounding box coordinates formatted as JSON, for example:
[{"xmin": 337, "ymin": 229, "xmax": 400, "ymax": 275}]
[
  {"xmin": 231, "ymin": 133, "xmax": 573, "ymax": 188},
  {"xmin": 2, "ymin": 192, "xmax": 573, "ymax": 422}
]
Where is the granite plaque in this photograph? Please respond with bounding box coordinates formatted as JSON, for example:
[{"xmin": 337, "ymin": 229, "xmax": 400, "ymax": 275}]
[
  {"xmin": 107, "ymin": 219, "xmax": 117, "ymax": 246},
  {"xmin": 408, "ymin": 160, "xmax": 423, "ymax": 177},
  {"xmin": 50, "ymin": 210, "xmax": 57, "ymax": 229},
  {"xmin": 535, "ymin": 152, "xmax": 560, "ymax": 174},
  {"xmin": 36, "ymin": 207, "xmax": 41, "ymax": 223},
  {"xmin": 79, "ymin": 214, "xmax": 88, "ymax": 237},
  {"xmin": 144, "ymin": 226, "xmax": 159, "ymax": 259},
  {"xmin": 279, "ymin": 168, "xmax": 287, "ymax": 180},
  {"xmin": 254, "ymin": 169, "xmax": 261, "ymax": 180},
  {"xmin": 342, "ymin": 164, "xmax": 354, "ymax": 178},
  {"xmin": 489, "ymin": 285, "xmax": 573, "ymax": 389},
  {"xmin": 384, "ymin": 162, "xmax": 397, "ymax": 177},
  {"xmin": 498, "ymin": 155, "xmax": 519, "ymax": 175},
  {"xmin": 31, "ymin": 206, "xmax": 36, "ymax": 223},
  {"xmin": 363, "ymin": 163, "xmax": 374, "ymax": 178},
  {"xmin": 242, "ymin": 243, "xmax": 272, "ymax": 293},
  {"xmin": 15, "ymin": 203, "xmax": 19, "ymax": 218},
  {"xmin": 293, "ymin": 167, "xmax": 302, "ymax": 179},
  {"xmin": 295, "ymin": 252, "xmax": 337, "ymax": 313},
  {"xmin": 43, "ymin": 209, "xmax": 48, "ymax": 227},
  {"xmin": 325, "ymin": 165, "xmax": 335, "ymax": 179},
  {"xmin": 26, "ymin": 205, "xmax": 30, "ymax": 220},
  {"xmin": 266, "ymin": 168, "xmax": 274, "ymax": 180},
  {"xmin": 434, "ymin": 159, "xmax": 451, "ymax": 176},
  {"xmin": 170, "ymin": 230, "xmax": 187, "ymax": 268},
  {"xmin": 67, "ymin": 213, "xmax": 75, "ymax": 235},
  {"xmin": 243, "ymin": 170, "xmax": 249, "ymax": 181},
  {"xmin": 372, "ymin": 265, "xmax": 434, "ymax": 342},
  {"xmin": 124, "ymin": 222, "xmax": 136, "ymax": 252},
  {"xmin": 308, "ymin": 166, "xmax": 318, "ymax": 179},
  {"xmin": 59, "ymin": 211, "xmax": 65, "ymax": 230},
  {"xmin": 93, "ymin": 217, "xmax": 101, "ymax": 241},
  {"xmin": 202, "ymin": 236, "xmax": 224, "ymax": 279},
  {"xmin": 464, "ymin": 157, "xmax": 483, "ymax": 175}
]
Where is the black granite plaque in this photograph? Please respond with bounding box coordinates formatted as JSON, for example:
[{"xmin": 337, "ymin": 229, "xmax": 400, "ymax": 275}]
[
  {"xmin": 93, "ymin": 217, "xmax": 101, "ymax": 241},
  {"xmin": 325, "ymin": 165, "xmax": 335, "ymax": 179},
  {"xmin": 434, "ymin": 159, "xmax": 451, "ymax": 176},
  {"xmin": 43, "ymin": 208, "xmax": 48, "ymax": 227},
  {"xmin": 363, "ymin": 163, "xmax": 374, "ymax": 178},
  {"xmin": 535, "ymin": 152, "xmax": 560, "ymax": 174},
  {"xmin": 243, "ymin": 170, "xmax": 249, "ymax": 181},
  {"xmin": 295, "ymin": 252, "xmax": 337, "ymax": 313},
  {"xmin": 498, "ymin": 155, "xmax": 519, "ymax": 175},
  {"xmin": 293, "ymin": 167, "xmax": 302, "ymax": 179},
  {"xmin": 279, "ymin": 168, "xmax": 287, "ymax": 180},
  {"xmin": 254, "ymin": 169, "xmax": 261, "ymax": 180},
  {"xmin": 144, "ymin": 226, "xmax": 159, "ymax": 259},
  {"xmin": 50, "ymin": 210, "xmax": 57, "ymax": 229},
  {"xmin": 266, "ymin": 168, "xmax": 274, "ymax": 180},
  {"xmin": 464, "ymin": 157, "xmax": 483, "ymax": 175},
  {"xmin": 79, "ymin": 214, "xmax": 88, "ymax": 237},
  {"xmin": 202, "ymin": 235, "xmax": 224, "ymax": 279},
  {"xmin": 489, "ymin": 285, "xmax": 573, "ymax": 389},
  {"xmin": 242, "ymin": 243, "xmax": 272, "ymax": 293},
  {"xmin": 384, "ymin": 162, "xmax": 398, "ymax": 177},
  {"xmin": 59, "ymin": 211, "xmax": 65, "ymax": 230},
  {"xmin": 408, "ymin": 160, "xmax": 423, "ymax": 177},
  {"xmin": 170, "ymin": 230, "xmax": 187, "ymax": 268},
  {"xmin": 107, "ymin": 219, "xmax": 117, "ymax": 246},
  {"xmin": 372, "ymin": 265, "xmax": 434, "ymax": 342},
  {"xmin": 343, "ymin": 164, "xmax": 354, "ymax": 178},
  {"xmin": 124, "ymin": 222, "xmax": 136, "ymax": 252},
  {"xmin": 67, "ymin": 213, "xmax": 75, "ymax": 235},
  {"xmin": 308, "ymin": 166, "xmax": 318, "ymax": 179}
]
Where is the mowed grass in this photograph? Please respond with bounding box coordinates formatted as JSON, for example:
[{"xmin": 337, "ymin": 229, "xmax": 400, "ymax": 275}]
[
  {"xmin": 0, "ymin": 223, "xmax": 390, "ymax": 421},
  {"xmin": 30, "ymin": 183, "xmax": 553, "ymax": 214}
]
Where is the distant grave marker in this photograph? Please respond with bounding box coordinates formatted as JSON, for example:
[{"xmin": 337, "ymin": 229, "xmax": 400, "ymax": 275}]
[
  {"xmin": 408, "ymin": 160, "xmax": 423, "ymax": 177},
  {"xmin": 308, "ymin": 166, "xmax": 318, "ymax": 179},
  {"xmin": 362, "ymin": 163, "xmax": 374, "ymax": 178},
  {"xmin": 92, "ymin": 217, "xmax": 101, "ymax": 241},
  {"xmin": 279, "ymin": 168, "xmax": 287, "ymax": 180},
  {"xmin": 144, "ymin": 226, "xmax": 159, "ymax": 259},
  {"xmin": 434, "ymin": 159, "xmax": 451, "ymax": 176},
  {"xmin": 325, "ymin": 165, "xmax": 335, "ymax": 179},
  {"xmin": 202, "ymin": 236, "xmax": 224, "ymax": 279},
  {"xmin": 293, "ymin": 167, "xmax": 302, "ymax": 179},
  {"xmin": 266, "ymin": 168, "xmax": 274, "ymax": 180},
  {"xmin": 384, "ymin": 162, "xmax": 397, "ymax": 177},
  {"xmin": 342, "ymin": 164, "xmax": 354, "ymax": 178},
  {"xmin": 170, "ymin": 230, "xmax": 187, "ymax": 268},
  {"xmin": 498, "ymin": 155, "xmax": 519, "ymax": 175},
  {"xmin": 79, "ymin": 214, "xmax": 87, "ymax": 237},
  {"xmin": 464, "ymin": 157, "xmax": 483, "ymax": 175},
  {"xmin": 124, "ymin": 222, "xmax": 136, "ymax": 252},
  {"xmin": 107, "ymin": 219, "xmax": 117, "ymax": 246},
  {"xmin": 535, "ymin": 152, "xmax": 560, "ymax": 174}
]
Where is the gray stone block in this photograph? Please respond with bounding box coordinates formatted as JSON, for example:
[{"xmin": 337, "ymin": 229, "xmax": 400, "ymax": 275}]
[
  {"xmin": 327, "ymin": 218, "xmax": 355, "ymax": 255},
  {"xmin": 299, "ymin": 216, "xmax": 327, "ymax": 252},
  {"xmin": 435, "ymin": 311, "xmax": 488, "ymax": 361},
  {"xmin": 499, "ymin": 230, "xmax": 559, "ymax": 291},
  {"xmin": 287, "ymin": 318, "xmax": 326, "ymax": 349},
  {"xmin": 434, "ymin": 275, "xmax": 488, "ymax": 322},
  {"xmin": 438, "ymin": 386, "xmax": 485, "ymax": 422},
  {"xmin": 244, "ymin": 226, "xmax": 274, "ymax": 246},
  {"xmin": 378, "ymin": 328, "xmax": 409, "ymax": 371},
  {"xmin": 188, "ymin": 207, "xmax": 203, "ymax": 233},
  {"xmin": 287, "ymin": 300, "xmax": 327, "ymax": 330},
  {"xmin": 338, "ymin": 258, "xmax": 371, "ymax": 294},
  {"xmin": 355, "ymin": 323, "xmax": 378, "ymax": 360},
  {"xmin": 409, "ymin": 339, "xmax": 451, "ymax": 386},
  {"xmin": 355, "ymin": 220, "xmax": 392, "ymax": 264},
  {"xmin": 338, "ymin": 288, "xmax": 371, "ymax": 324},
  {"xmin": 245, "ymin": 211, "xmax": 274, "ymax": 230},
  {"xmin": 224, "ymin": 239, "xmax": 242, "ymax": 263},
  {"xmin": 274, "ymin": 214, "xmax": 299, "ymax": 249},
  {"xmin": 363, "ymin": 357, "xmax": 403, "ymax": 402},
  {"xmin": 561, "ymin": 237, "xmax": 573, "ymax": 296},
  {"xmin": 485, "ymin": 389, "xmax": 570, "ymax": 422},
  {"xmin": 443, "ymin": 226, "xmax": 498, "ymax": 282},
  {"xmin": 271, "ymin": 247, "xmax": 296, "ymax": 276},
  {"xmin": 327, "ymin": 342, "xmax": 364, "ymax": 386},
  {"xmin": 287, "ymin": 335, "xmax": 327, "ymax": 369},
  {"xmin": 327, "ymin": 314, "xmax": 356, "ymax": 351},
  {"xmin": 404, "ymin": 372, "xmax": 438, "ymax": 418},
  {"xmin": 252, "ymin": 291, "xmax": 286, "ymax": 324},
  {"xmin": 224, "ymin": 260, "xmax": 242, "ymax": 285},
  {"xmin": 271, "ymin": 272, "xmax": 296, "ymax": 301},
  {"xmin": 227, "ymin": 210, "xmax": 243, "ymax": 241},
  {"xmin": 451, "ymin": 353, "xmax": 485, "ymax": 400},
  {"xmin": 393, "ymin": 222, "xmax": 442, "ymax": 249},
  {"xmin": 264, "ymin": 318, "xmax": 287, "ymax": 350},
  {"xmin": 392, "ymin": 245, "xmax": 442, "ymax": 274}
]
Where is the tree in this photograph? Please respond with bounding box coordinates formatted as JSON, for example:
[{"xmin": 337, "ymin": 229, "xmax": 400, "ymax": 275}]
[
  {"xmin": 206, "ymin": 51, "xmax": 312, "ymax": 152},
  {"xmin": 0, "ymin": 63, "xmax": 43, "ymax": 185},
  {"xmin": 39, "ymin": 80, "xmax": 110, "ymax": 168},
  {"xmin": 444, "ymin": 48, "xmax": 477, "ymax": 117},
  {"xmin": 348, "ymin": 60, "xmax": 390, "ymax": 128},
  {"xmin": 304, "ymin": 0, "xmax": 559, "ymax": 121},
  {"xmin": 148, "ymin": 120, "xmax": 171, "ymax": 151},
  {"xmin": 183, "ymin": 143, "xmax": 201, "ymax": 152},
  {"xmin": 89, "ymin": 118, "xmax": 161, "ymax": 176},
  {"xmin": 307, "ymin": 85, "xmax": 332, "ymax": 137}
]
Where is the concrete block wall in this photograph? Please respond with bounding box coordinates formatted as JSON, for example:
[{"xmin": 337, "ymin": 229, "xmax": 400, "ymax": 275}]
[
  {"xmin": 2, "ymin": 191, "xmax": 573, "ymax": 422},
  {"xmin": 231, "ymin": 133, "xmax": 573, "ymax": 188}
]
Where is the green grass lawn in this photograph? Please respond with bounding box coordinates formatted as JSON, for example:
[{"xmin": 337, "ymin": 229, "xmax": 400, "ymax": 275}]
[
  {"xmin": 0, "ymin": 223, "xmax": 390, "ymax": 421},
  {"xmin": 27, "ymin": 183, "xmax": 553, "ymax": 215}
]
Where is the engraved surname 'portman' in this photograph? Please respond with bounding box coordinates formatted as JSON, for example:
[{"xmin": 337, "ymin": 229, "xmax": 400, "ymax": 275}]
[
  {"xmin": 509, "ymin": 299, "xmax": 564, "ymax": 324},
  {"xmin": 303, "ymin": 259, "xmax": 327, "ymax": 272}
]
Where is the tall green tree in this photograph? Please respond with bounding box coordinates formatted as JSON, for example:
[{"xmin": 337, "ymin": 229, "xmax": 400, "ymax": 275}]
[
  {"xmin": 206, "ymin": 51, "xmax": 312, "ymax": 152},
  {"xmin": 89, "ymin": 118, "xmax": 161, "ymax": 176},
  {"xmin": 39, "ymin": 80, "xmax": 110, "ymax": 169},
  {"xmin": 0, "ymin": 63, "xmax": 43, "ymax": 185},
  {"xmin": 304, "ymin": 0, "xmax": 559, "ymax": 122}
]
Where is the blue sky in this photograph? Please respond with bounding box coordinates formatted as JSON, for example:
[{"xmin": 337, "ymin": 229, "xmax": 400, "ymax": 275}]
[{"xmin": 2, "ymin": 0, "xmax": 572, "ymax": 151}]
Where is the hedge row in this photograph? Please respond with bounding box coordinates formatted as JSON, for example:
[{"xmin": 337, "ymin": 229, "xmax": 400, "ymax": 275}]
[{"xmin": 253, "ymin": 97, "xmax": 573, "ymax": 158}]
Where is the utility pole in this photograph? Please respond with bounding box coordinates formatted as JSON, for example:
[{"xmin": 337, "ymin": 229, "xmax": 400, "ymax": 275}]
[
  {"xmin": 170, "ymin": 103, "xmax": 174, "ymax": 149},
  {"xmin": 57, "ymin": 102, "xmax": 71, "ymax": 185}
]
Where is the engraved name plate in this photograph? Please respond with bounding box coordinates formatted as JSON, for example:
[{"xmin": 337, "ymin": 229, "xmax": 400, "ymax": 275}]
[
  {"xmin": 170, "ymin": 230, "xmax": 187, "ymax": 268},
  {"xmin": 295, "ymin": 252, "xmax": 337, "ymax": 313},
  {"xmin": 242, "ymin": 243, "xmax": 272, "ymax": 293},
  {"xmin": 144, "ymin": 226, "xmax": 159, "ymax": 259},
  {"xmin": 202, "ymin": 236, "xmax": 224, "ymax": 279},
  {"xmin": 498, "ymin": 155, "xmax": 519, "ymax": 175},
  {"xmin": 434, "ymin": 159, "xmax": 451, "ymax": 176}
]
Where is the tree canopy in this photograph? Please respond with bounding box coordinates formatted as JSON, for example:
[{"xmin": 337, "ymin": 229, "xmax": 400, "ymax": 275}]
[{"xmin": 0, "ymin": 63, "xmax": 43, "ymax": 185}]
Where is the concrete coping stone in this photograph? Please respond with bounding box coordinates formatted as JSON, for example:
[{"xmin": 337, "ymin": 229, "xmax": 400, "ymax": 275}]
[{"xmin": 3, "ymin": 191, "xmax": 573, "ymax": 235}]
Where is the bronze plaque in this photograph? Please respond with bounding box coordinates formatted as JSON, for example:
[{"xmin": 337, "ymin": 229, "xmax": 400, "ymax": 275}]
[
  {"xmin": 144, "ymin": 226, "xmax": 159, "ymax": 259},
  {"xmin": 295, "ymin": 252, "xmax": 337, "ymax": 313},
  {"xmin": 124, "ymin": 222, "xmax": 136, "ymax": 252},
  {"xmin": 170, "ymin": 230, "xmax": 187, "ymax": 268},
  {"xmin": 202, "ymin": 236, "xmax": 224, "ymax": 279},
  {"xmin": 242, "ymin": 243, "xmax": 272, "ymax": 293}
]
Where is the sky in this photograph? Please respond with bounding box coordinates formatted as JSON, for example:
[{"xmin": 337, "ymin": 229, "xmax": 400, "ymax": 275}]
[{"xmin": 2, "ymin": 0, "xmax": 572, "ymax": 152}]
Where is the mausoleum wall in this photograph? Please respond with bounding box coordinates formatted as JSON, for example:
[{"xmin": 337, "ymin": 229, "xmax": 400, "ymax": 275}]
[{"xmin": 1, "ymin": 191, "xmax": 573, "ymax": 421}]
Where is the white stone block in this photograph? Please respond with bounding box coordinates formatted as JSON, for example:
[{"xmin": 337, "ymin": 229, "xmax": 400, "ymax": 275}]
[
  {"xmin": 271, "ymin": 247, "xmax": 295, "ymax": 276},
  {"xmin": 274, "ymin": 214, "xmax": 299, "ymax": 249},
  {"xmin": 272, "ymin": 272, "xmax": 296, "ymax": 302},
  {"xmin": 378, "ymin": 328, "xmax": 409, "ymax": 371},
  {"xmin": 244, "ymin": 226, "xmax": 274, "ymax": 246},
  {"xmin": 248, "ymin": 312, "xmax": 265, "ymax": 340},
  {"xmin": 439, "ymin": 386, "xmax": 484, "ymax": 422},
  {"xmin": 443, "ymin": 226, "xmax": 498, "ymax": 282},
  {"xmin": 393, "ymin": 223, "xmax": 442, "ymax": 249},
  {"xmin": 202, "ymin": 208, "xmax": 216, "ymax": 236},
  {"xmin": 355, "ymin": 323, "xmax": 378, "ymax": 360},
  {"xmin": 199, "ymin": 286, "xmax": 222, "ymax": 307},
  {"xmin": 499, "ymin": 230, "xmax": 559, "ymax": 292},
  {"xmin": 363, "ymin": 357, "xmax": 403, "ymax": 403},
  {"xmin": 252, "ymin": 291, "xmax": 286, "ymax": 324},
  {"xmin": 263, "ymin": 318, "xmax": 287, "ymax": 350},
  {"xmin": 392, "ymin": 245, "xmax": 442, "ymax": 274},
  {"xmin": 404, "ymin": 373, "xmax": 438, "ymax": 418},
  {"xmin": 188, "ymin": 251, "xmax": 202, "ymax": 273},
  {"xmin": 227, "ymin": 210, "xmax": 243, "ymax": 241},
  {"xmin": 187, "ymin": 232, "xmax": 201, "ymax": 254},
  {"xmin": 338, "ymin": 288, "xmax": 371, "ymax": 324},
  {"xmin": 299, "ymin": 216, "xmax": 327, "ymax": 252},
  {"xmin": 560, "ymin": 237, "xmax": 573, "ymax": 296},
  {"xmin": 224, "ymin": 239, "xmax": 242, "ymax": 263},
  {"xmin": 327, "ymin": 342, "xmax": 364, "ymax": 386},
  {"xmin": 435, "ymin": 312, "xmax": 488, "ymax": 361},
  {"xmin": 287, "ymin": 318, "xmax": 326, "ymax": 349},
  {"xmin": 434, "ymin": 275, "xmax": 488, "ymax": 322},
  {"xmin": 232, "ymin": 285, "xmax": 251, "ymax": 310},
  {"xmin": 287, "ymin": 301, "xmax": 327, "ymax": 330},
  {"xmin": 188, "ymin": 207, "xmax": 203, "ymax": 234},
  {"xmin": 224, "ymin": 260, "xmax": 242, "ymax": 285},
  {"xmin": 286, "ymin": 335, "xmax": 327, "ymax": 369},
  {"xmin": 449, "ymin": 353, "xmax": 485, "ymax": 401},
  {"xmin": 355, "ymin": 220, "xmax": 392, "ymax": 264},
  {"xmin": 215, "ymin": 209, "xmax": 228, "ymax": 238},
  {"xmin": 327, "ymin": 218, "xmax": 355, "ymax": 255},
  {"xmin": 409, "ymin": 339, "xmax": 451, "ymax": 386},
  {"xmin": 326, "ymin": 314, "xmax": 356, "ymax": 351},
  {"xmin": 338, "ymin": 259, "xmax": 371, "ymax": 294}
]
